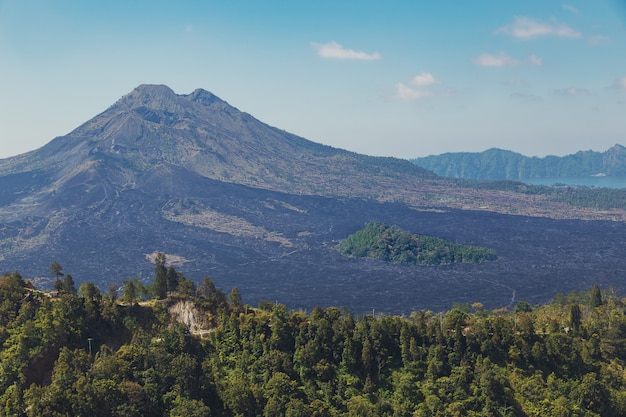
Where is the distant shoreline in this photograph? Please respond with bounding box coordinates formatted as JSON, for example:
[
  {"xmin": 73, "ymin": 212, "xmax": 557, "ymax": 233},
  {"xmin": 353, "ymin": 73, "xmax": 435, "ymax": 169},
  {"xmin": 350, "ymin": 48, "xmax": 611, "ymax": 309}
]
[{"xmin": 521, "ymin": 176, "xmax": 626, "ymax": 189}]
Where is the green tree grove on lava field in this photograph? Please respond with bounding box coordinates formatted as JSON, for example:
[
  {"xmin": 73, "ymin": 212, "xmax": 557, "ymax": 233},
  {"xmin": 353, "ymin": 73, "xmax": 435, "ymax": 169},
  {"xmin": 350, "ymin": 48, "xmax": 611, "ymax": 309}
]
[{"xmin": 338, "ymin": 222, "xmax": 497, "ymax": 265}]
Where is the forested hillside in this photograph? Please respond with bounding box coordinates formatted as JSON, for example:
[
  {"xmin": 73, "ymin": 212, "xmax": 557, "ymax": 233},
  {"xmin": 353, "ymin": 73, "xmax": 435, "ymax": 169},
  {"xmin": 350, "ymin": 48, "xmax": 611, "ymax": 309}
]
[
  {"xmin": 412, "ymin": 145, "xmax": 626, "ymax": 180},
  {"xmin": 3, "ymin": 263, "xmax": 626, "ymax": 416}
]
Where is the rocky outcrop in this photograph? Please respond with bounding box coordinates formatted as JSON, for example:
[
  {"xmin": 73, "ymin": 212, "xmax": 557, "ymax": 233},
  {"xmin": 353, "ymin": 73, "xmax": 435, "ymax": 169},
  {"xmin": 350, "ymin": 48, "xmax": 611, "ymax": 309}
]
[{"xmin": 167, "ymin": 298, "xmax": 209, "ymax": 334}]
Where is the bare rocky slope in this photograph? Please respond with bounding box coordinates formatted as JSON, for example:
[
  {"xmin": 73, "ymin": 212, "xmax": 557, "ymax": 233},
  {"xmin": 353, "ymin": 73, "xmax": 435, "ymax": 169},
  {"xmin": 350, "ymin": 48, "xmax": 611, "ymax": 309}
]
[{"xmin": 1, "ymin": 84, "xmax": 625, "ymax": 313}]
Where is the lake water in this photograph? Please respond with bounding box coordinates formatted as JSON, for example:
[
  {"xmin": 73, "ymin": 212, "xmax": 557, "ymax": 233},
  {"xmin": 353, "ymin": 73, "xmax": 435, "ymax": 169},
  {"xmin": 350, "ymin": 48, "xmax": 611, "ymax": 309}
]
[{"xmin": 521, "ymin": 176, "xmax": 626, "ymax": 189}]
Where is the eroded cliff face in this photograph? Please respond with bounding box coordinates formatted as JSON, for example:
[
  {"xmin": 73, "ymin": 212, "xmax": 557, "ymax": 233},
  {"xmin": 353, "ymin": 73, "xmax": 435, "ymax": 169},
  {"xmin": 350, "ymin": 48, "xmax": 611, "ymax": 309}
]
[{"xmin": 167, "ymin": 298, "xmax": 210, "ymax": 334}]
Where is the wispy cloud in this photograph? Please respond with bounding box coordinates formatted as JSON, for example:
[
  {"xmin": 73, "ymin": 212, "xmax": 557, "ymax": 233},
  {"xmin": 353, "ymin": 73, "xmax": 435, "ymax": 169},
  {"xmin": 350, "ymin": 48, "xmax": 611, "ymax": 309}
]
[
  {"xmin": 497, "ymin": 16, "xmax": 582, "ymax": 40},
  {"xmin": 562, "ymin": 4, "xmax": 580, "ymax": 14},
  {"xmin": 473, "ymin": 52, "xmax": 542, "ymax": 67},
  {"xmin": 528, "ymin": 54, "xmax": 542, "ymax": 67},
  {"xmin": 473, "ymin": 52, "xmax": 519, "ymax": 67},
  {"xmin": 554, "ymin": 87, "xmax": 591, "ymax": 96},
  {"xmin": 311, "ymin": 41, "xmax": 381, "ymax": 60},
  {"xmin": 394, "ymin": 83, "xmax": 434, "ymax": 100},
  {"xmin": 393, "ymin": 72, "xmax": 440, "ymax": 101},
  {"xmin": 614, "ymin": 76, "xmax": 626, "ymax": 91}
]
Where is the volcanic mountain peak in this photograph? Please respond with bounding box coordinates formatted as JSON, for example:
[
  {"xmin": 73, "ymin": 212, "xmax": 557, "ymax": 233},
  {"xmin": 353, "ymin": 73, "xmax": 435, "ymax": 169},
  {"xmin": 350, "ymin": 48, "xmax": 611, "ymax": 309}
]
[
  {"xmin": 127, "ymin": 83, "xmax": 176, "ymax": 99},
  {"xmin": 188, "ymin": 87, "xmax": 227, "ymax": 107},
  {"xmin": 112, "ymin": 84, "xmax": 228, "ymax": 114},
  {"xmin": 0, "ymin": 84, "xmax": 434, "ymax": 209}
]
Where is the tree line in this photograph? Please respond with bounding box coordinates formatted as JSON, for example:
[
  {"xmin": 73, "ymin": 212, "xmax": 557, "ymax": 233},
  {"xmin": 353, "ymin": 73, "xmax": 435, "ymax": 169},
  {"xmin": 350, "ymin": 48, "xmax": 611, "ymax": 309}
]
[
  {"xmin": 454, "ymin": 178, "xmax": 626, "ymax": 211},
  {"xmin": 1, "ymin": 260, "xmax": 626, "ymax": 416}
]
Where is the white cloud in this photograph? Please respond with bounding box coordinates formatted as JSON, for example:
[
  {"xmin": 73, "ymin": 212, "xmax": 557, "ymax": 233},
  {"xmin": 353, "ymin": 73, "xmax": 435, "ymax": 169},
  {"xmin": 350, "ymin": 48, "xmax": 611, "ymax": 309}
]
[
  {"xmin": 393, "ymin": 83, "xmax": 434, "ymax": 100},
  {"xmin": 473, "ymin": 52, "xmax": 519, "ymax": 67},
  {"xmin": 411, "ymin": 72, "xmax": 439, "ymax": 87},
  {"xmin": 393, "ymin": 72, "xmax": 440, "ymax": 101},
  {"xmin": 311, "ymin": 41, "xmax": 381, "ymax": 60},
  {"xmin": 528, "ymin": 54, "xmax": 542, "ymax": 66},
  {"xmin": 614, "ymin": 76, "xmax": 626, "ymax": 91},
  {"xmin": 473, "ymin": 52, "xmax": 542, "ymax": 68},
  {"xmin": 562, "ymin": 4, "xmax": 580, "ymax": 14},
  {"xmin": 496, "ymin": 16, "xmax": 582, "ymax": 40},
  {"xmin": 554, "ymin": 87, "xmax": 591, "ymax": 96}
]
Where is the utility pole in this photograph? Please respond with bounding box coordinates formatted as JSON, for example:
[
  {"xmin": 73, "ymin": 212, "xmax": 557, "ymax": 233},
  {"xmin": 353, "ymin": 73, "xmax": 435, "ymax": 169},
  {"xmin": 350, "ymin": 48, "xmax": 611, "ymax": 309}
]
[{"xmin": 87, "ymin": 338, "xmax": 93, "ymax": 355}]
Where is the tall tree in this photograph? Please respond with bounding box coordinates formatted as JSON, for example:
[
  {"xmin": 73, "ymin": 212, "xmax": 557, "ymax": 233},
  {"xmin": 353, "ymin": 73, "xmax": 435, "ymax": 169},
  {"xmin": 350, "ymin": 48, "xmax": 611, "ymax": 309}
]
[
  {"xmin": 177, "ymin": 276, "xmax": 195, "ymax": 297},
  {"xmin": 107, "ymin": 282, "xmax": 118, "ymax": 301},
  {"xmin": 229, "ymin": 287, "xmax": 243, "ymax": 312},
  {"xmin": 154, "ymin": 252, "xmax": 167, "ymax": 269},
  {"xmin": 54, "ymin": 278, "xmax": 64, "ymax": 293},
  {"xmin": 63, "ymin": 274, "xmax": 77, "ymax": 295},
  {"xmin": 166, "ymin": 267, "xmax": 179, "ymax": 294},
  {"xmin": 79, "ymin": 282, "xmax": 102, "ymax": 303},
  {"xmin": 570, "ymin": 304, "xmax": 582, "ymax": 334},
  {"xmin": 122, "ymin": 278, "xmax": 144, "ymax": 304},
  {"xmin": 199, "ymin": 277, "xmax": 217, "ymax": 298},
  {"xmin": 590, "ymin": 284, "xmax": 603, "ymax": 308},
  {"xmin": 50, "ymin": 262, "xmax": 63, "ymax": 280},
  {"xmin": 152, "ymin": 253, "xmax": 168, "ymax": 299}
]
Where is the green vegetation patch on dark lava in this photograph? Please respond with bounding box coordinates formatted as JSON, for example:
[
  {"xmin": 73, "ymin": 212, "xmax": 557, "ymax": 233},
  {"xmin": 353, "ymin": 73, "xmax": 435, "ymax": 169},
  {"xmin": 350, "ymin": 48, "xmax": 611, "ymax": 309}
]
[{"xmin": 339, "ymin": 221, "xmax": 497, "ymax": 265}]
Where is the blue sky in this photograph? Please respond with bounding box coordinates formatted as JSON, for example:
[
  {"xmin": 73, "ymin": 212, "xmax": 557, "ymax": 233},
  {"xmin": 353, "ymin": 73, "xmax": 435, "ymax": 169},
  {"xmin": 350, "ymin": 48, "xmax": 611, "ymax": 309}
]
[{"xmin": 0, "ymin": 0, "xmax": 625, "ymax": 159}]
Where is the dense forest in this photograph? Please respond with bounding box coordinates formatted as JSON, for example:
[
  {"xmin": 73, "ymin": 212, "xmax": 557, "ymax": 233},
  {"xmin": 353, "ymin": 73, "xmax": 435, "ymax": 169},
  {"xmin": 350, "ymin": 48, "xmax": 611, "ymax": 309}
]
[
  {"xmin": 2, "ymin": 260, "xmax": 626, "ymax": 416},
  {"xmin": 338, "ymin": 222, "xmax": 497, "ymax": 265}
]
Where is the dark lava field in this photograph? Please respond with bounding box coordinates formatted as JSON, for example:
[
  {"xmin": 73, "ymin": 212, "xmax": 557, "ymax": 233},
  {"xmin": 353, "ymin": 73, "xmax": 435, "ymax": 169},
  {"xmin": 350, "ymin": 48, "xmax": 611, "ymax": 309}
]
[{"xmin": 8, "ymin": 178, "xmax": 624, "ymax": 315}]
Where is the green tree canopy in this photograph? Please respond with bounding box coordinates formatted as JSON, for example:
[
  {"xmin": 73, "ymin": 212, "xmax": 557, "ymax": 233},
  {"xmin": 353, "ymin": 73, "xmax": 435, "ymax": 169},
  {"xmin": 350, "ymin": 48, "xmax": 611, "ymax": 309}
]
[
  {"xmin": 151, "ymin": 253, "xmax": 168, "ymax": 299},
  {"xmin": 590, "ymin": 284, "xmax": 603, "ymax": 307},
  {"xmin": 50, "ymin": 262, "xmax": 63, "ymax": 279},
  {"xmin": 338, "ymin": 222, "xmax": 497, "ymax": 265}
]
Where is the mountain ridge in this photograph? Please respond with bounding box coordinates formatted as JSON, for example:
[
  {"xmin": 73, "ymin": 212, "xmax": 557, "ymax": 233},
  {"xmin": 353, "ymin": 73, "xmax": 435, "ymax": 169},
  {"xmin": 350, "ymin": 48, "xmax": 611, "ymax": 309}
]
[
  {"xmin": 412, "ymin": 145, "xmax": 626, "ymax": 180},
  {"xmin": 1, "ymin": 84, "xmax": 435, "ymax": 202}
]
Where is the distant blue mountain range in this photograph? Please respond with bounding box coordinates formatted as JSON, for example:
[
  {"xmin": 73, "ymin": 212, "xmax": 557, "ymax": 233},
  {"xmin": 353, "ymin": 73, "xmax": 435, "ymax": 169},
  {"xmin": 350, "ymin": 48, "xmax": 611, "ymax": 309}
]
[{"xmin": 411, "ymin": 145, "xmax": 626, "ymax": 180}]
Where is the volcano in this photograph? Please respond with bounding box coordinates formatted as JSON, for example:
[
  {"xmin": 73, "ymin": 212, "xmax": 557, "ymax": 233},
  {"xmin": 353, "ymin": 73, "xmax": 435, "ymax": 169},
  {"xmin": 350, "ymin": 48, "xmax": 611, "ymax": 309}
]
[{"xmin": 1, "ymin": 84, "xmax": 625, "ymax": 313}]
